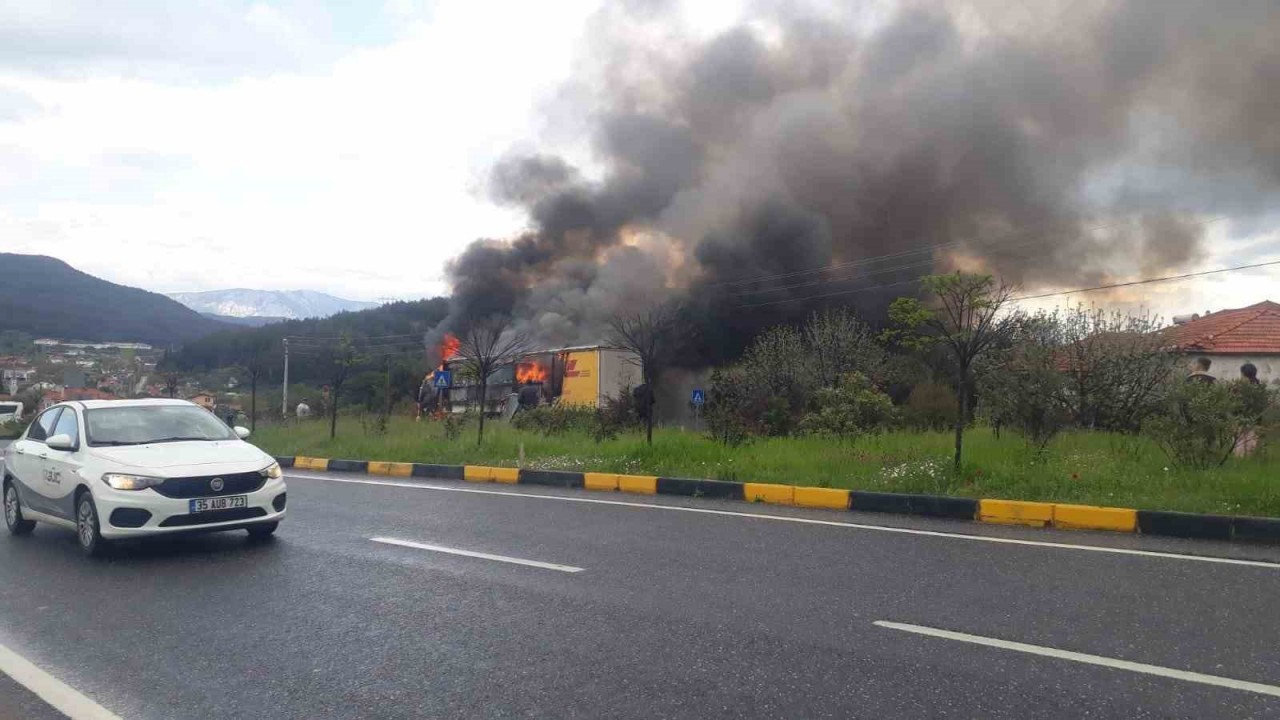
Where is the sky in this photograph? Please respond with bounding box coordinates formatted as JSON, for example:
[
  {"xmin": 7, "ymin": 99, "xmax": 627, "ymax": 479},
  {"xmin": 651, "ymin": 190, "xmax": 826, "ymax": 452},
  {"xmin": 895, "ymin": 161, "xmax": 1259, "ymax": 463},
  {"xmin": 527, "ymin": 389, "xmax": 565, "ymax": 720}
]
[{"xmin": 0, "ymin": 0, "xmax": 1277, "ymax": 319}]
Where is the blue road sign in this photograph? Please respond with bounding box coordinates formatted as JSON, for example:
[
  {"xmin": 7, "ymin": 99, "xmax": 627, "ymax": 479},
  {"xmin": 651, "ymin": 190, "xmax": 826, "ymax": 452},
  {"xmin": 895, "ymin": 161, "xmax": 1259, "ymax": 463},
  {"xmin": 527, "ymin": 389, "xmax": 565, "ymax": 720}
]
[
  {"xmin": 433, "ymin": 370, "xmax": 453, "ymax": 389},
  {"xmin": 691, "ymin": 389, "xmax": 705, "ymax": 406}
]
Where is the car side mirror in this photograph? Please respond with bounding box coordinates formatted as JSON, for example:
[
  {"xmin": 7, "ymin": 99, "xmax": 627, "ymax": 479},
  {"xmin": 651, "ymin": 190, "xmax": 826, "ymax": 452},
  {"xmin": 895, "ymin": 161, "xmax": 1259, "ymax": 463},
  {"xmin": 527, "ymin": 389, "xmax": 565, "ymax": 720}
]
[
  {"xmin": 46, "ymin": 434, "xmax": 76, "ymax": 451},
  {"xmin": 234, "ymin": 426, "xmax": 251, "ymax": 439}
]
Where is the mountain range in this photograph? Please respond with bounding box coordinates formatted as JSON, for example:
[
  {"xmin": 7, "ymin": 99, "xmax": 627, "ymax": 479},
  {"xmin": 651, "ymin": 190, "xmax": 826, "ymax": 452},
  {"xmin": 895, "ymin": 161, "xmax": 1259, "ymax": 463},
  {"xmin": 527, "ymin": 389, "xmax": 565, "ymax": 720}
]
[
  {"xmin": 166, "ymin": 289, "xmax": 378, "ymax": 321},
  {"xmin": 0, "ymin": 253, "xmax": 227, "ymax": 345}
]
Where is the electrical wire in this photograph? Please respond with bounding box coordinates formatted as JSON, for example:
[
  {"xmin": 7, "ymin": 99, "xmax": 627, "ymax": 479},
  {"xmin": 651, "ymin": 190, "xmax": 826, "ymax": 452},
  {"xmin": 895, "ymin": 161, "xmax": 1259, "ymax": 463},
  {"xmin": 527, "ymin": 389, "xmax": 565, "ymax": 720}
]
[
  {"xmin": 715, "ymin": 214, "xmax": 1228, "ymax": 292},
  {"xmin": 1010, "ymin": 258, "xmax": 1280, "ymax": 301}
]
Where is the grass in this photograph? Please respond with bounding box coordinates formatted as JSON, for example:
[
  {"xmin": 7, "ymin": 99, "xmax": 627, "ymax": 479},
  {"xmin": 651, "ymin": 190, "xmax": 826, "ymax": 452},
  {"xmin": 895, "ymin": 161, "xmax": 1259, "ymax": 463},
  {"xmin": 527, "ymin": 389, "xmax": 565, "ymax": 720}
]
[{"xmin": 250, "ymin": 415, "xmax": 1280, "ymax": 518}]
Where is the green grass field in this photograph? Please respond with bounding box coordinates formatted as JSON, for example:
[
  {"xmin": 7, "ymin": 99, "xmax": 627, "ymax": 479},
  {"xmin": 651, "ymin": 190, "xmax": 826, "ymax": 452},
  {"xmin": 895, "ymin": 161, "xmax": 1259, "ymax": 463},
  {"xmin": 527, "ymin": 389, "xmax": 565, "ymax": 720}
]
[{"xmin": 250, "ymin": 415, "xmax": 1280, "ymax": 517}]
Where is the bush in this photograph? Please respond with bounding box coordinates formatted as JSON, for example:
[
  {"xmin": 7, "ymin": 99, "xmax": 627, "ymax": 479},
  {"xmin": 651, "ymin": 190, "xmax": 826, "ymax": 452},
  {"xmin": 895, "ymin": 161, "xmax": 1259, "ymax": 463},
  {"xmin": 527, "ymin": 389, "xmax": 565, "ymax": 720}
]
[
  {"xmin": 1144, "ymin": 380, "xmax": 1277, "ymax": 468},
  {"xmin": 591, "ymin": 390, "xmax": 641, "ymax": 443},
  {"xmin": 705, "ymin": 367, "xmax": 752, "ymax": 447},
  {"xmin": 980, "ymin": 343, "xmax": 1072, "ymax": 451},
  {"xmin": 0, "ymin": 419, "xmax": 27, "ymax": 439},
  {"xmin": 511, "ymin": 404, "xmax": 595, "ymax": 436},
  {"xmin": 799, "ymin": 373, "xmax": 897, "ymax": 442},
  {"xmin": 902, "ymin": 381, "xmax": 956, "ymax": 431},
  {"xmin": 441, "ymin": 412, "xmax": 470, "ymax": 441}
]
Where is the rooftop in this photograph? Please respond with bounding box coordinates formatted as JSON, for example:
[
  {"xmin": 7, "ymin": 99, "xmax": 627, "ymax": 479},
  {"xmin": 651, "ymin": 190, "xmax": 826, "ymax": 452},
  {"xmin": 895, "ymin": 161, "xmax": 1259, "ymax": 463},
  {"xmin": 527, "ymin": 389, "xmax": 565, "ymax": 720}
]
[{"xmin": 1168, "ymin": 300, "xmax": 1280, "ymax": 354}]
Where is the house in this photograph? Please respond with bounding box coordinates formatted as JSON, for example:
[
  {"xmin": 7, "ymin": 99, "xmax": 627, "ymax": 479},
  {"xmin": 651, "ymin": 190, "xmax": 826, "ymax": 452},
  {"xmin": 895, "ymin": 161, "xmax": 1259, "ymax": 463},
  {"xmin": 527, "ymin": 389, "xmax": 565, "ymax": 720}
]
[
  {"xmin": 39, "ymin": 387, "xmax": 117, "ymax": 411},
  {"xmin": 188, "ymin": 393, "xmax": 217, "ymax": 410},
  {"xmin": 1168, "ymin": 300, "xmax": 1280, "ymax": 383}
]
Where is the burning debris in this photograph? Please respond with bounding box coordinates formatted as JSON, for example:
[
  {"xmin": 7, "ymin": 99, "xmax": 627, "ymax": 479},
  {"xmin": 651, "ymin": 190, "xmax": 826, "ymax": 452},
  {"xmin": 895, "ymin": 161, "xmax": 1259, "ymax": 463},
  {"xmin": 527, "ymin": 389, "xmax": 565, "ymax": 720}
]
[{"xmin": 438, "ymin": 0, "xmax": 1280, "ymax": 365}]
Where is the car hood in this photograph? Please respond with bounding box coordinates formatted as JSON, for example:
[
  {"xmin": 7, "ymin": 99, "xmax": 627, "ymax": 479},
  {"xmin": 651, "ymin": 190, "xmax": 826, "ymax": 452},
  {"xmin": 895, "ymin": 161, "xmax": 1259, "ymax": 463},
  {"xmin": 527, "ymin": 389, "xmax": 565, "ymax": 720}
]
[{"xmin": 90, "ymin": 441, "xmax": 272, "ymax": 476}]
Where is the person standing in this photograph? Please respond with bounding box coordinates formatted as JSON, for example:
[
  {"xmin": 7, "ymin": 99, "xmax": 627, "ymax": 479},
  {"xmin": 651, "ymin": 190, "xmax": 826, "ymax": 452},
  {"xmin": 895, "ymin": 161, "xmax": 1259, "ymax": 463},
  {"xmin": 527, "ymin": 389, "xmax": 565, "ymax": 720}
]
[
  {"xmin": 1235, "ymin": 363, "xmax": 1264, "ymax": 457},
  {"xmin": 1186, "ymin": 356, "xmax": 1216, "ymax": 384}
]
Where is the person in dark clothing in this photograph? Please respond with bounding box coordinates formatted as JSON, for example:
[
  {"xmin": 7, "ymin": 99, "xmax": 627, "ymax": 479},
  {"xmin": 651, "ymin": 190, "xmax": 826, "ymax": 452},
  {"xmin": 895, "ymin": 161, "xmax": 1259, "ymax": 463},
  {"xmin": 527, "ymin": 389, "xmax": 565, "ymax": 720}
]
[
  {"xmin": 518, "ymin": 381, "xmax": 541, "ymax": 409},
  {"xmin": 1240, "ymin": 362, "xmax": 1260, "ymax": 384},
  {"xmin": 1186, "ymin": 356, "xmax": 1216, "ymax": 384},
  {"xmin": 633, "ymin": 383, "xmax": 655, "ymax": 422}
]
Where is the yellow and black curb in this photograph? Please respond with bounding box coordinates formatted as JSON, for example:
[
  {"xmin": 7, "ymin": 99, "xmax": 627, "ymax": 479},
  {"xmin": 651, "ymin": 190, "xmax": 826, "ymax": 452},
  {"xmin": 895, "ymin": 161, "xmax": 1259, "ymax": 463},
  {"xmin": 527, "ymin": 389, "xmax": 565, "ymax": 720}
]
[{"xmin": 274, "ymin": 456, "xmax": 1280, "ymax": 545}]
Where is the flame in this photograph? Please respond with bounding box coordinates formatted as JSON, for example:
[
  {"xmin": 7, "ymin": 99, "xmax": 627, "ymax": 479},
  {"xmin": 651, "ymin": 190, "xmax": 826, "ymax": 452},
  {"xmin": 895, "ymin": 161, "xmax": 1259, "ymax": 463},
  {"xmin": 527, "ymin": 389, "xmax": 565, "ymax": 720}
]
[
  {"xmin": 440, "ymin": 333, "xmax": 461, "ymax": 362},
  {"xmin": 516, "ymin": 362, "xmax": 548, "ymax": 384}
]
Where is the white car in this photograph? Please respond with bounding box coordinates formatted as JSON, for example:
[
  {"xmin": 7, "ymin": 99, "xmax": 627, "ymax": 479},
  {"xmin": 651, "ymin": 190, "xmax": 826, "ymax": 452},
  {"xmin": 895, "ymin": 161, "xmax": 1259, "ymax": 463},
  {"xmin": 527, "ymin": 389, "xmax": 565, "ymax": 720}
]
[{"xmin": 2, "ymin": 398, "xmax": 285, "ymax": 556}]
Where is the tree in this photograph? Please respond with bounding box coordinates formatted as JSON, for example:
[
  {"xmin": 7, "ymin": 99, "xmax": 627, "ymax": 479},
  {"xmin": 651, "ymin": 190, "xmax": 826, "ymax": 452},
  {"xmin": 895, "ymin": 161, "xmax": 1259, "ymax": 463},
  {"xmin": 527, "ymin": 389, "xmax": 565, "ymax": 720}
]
[
  {"xmin": 455, "ymin": 315, "xmax": 530, "ymax": 446},
  {"xmin": 803, "ymin": 308, "xmax": 885, "ymax": 388},
  {"xmin": 322, "ymin": 336, "xmax": 363, "ymax": 440},
  {"xmin": 1050, "ymin": 306, "xmax": 1177, "ymax": 431},
  {"xmin": 241, "ymin": 338, "xmax": 270, "ymax": 432},
  {"xmin": 889, "ymin": 273, "xmax": 1018, "ymax": 469},
  {"xmin": 608, "ymin": 302, "xmax": 682, "ymax": 444},
  {"xmin": 978, "ymin": 318, "xmax": 1071, "ymax": 452}
]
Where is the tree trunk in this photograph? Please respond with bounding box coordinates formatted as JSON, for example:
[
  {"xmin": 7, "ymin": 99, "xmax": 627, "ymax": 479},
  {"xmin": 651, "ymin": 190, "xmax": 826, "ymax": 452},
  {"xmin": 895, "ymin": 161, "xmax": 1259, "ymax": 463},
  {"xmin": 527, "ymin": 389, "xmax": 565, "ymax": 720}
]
[
  {"xmin": 329, "ymin": 385, "xmax": 339, "ymax": 440},
  {"xmin": 476, "ymin": 380, "xmax": 487, "ymax": 446},
  {"xmin": 645, "ymin": 380, "xmax": 654, "ymax": 444},
  {"xmin": 953, "ymin": 371, "xmax": 968, "ymax": 470}
]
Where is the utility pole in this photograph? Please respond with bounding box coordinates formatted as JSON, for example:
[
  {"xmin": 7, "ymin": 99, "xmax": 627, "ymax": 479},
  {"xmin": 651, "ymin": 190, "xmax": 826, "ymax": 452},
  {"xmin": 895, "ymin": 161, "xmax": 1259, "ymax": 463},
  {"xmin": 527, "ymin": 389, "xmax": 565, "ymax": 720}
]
[{"xmin": 281, "ymin": 338, "xmax": 290, "ymax": 418}]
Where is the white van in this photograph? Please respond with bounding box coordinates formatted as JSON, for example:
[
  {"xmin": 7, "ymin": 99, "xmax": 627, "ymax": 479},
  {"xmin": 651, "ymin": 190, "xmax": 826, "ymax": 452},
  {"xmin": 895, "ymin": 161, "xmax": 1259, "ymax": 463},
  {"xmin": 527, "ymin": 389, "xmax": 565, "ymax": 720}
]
[{"xmin": 0, "ymin": 402, "xmax": 23, "ymax": 425}]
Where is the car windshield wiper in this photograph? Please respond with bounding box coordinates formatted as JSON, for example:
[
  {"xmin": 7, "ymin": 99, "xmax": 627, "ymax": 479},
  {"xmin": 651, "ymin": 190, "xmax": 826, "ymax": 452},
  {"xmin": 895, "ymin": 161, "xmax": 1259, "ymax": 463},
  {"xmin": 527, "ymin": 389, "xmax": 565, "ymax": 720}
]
[
  {"xmin": 146, "ymin": 436, "xmax": 215, "ymax": 444},
  {"xmin": 90, "ymin": 440, "xmax": 147, "ymax": 446}
]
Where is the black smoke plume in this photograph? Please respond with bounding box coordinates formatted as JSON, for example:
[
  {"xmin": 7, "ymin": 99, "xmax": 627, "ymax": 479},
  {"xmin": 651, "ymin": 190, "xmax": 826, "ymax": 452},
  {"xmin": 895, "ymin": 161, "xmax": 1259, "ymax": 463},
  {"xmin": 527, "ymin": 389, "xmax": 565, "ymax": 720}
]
[{"xmin": 439, "ymin": 0, "xmax": 1280, "ymax": 364}]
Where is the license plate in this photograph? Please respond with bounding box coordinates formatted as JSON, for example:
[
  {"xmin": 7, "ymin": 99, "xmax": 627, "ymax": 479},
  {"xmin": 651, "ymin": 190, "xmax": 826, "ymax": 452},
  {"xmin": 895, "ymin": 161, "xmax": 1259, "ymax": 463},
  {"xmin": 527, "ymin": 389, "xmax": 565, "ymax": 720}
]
[{"xmin": 189, "ymin": 495, "xmax": 247, "ymax": 513}]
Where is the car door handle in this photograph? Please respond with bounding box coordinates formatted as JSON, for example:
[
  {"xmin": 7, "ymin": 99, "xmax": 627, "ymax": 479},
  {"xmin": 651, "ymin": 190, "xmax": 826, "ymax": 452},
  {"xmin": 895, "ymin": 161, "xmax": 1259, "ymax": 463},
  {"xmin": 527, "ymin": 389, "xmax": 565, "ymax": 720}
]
[
  {"xmin": 38, "ymin": 453, "xmax": 48, "ymax": 459},
  {"xmin": 14, "ymin": 448, "xmax": 23, "ymax": 455}
]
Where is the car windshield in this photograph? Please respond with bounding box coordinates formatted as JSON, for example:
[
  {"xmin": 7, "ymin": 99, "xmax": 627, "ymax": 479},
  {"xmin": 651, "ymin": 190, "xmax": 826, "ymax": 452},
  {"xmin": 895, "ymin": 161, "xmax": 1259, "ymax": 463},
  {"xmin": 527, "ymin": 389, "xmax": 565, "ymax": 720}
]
[{"xmin": 84, "ymin": 405, "xmax": 236, "ymax": 446}]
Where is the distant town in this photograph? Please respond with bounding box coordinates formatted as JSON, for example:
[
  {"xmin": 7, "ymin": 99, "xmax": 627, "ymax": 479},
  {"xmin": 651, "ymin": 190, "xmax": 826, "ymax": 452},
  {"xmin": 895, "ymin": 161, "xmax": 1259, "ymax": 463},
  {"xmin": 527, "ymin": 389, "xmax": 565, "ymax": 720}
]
[{"xmin": 1, "ymin": 335, "xmax": 229, "ymax": 417}]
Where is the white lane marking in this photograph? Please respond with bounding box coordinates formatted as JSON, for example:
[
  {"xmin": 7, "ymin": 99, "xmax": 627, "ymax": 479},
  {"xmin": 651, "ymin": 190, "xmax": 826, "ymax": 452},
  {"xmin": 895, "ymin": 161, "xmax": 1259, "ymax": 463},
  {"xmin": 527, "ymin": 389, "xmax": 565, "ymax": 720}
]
[
  {"xmin": 875, "ymin": 620, "xmax": 1280, "ymax": 698},
  {"xmin": 0, "ymin": 642, "xmax": 123, "ymax": 720},
  {"xmin": 371, "ymin": 537, "xmax": 585, "ymax": 573},
  {"xmin": 286, "ymin": 473, "xmax": 1280, "ymax": 570}
]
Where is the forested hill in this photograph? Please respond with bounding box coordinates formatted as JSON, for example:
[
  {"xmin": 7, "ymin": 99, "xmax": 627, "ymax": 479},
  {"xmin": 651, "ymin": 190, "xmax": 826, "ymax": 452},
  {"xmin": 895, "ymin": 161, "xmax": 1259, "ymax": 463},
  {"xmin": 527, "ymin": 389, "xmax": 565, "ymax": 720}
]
[
  {"xmin": 0, "ymin": 253, "xmax": 227, "ymax": 344},
  {"xmin": 166, "ymin": 298, "xmax": 450, "ymax": 381}
]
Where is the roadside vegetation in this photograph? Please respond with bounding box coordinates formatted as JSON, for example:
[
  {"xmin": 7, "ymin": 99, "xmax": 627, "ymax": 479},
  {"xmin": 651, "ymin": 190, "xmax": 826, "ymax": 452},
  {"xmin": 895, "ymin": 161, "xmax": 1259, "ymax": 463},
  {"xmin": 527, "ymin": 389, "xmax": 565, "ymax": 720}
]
[
  {"xmin": 180, "ymin": 272, "xmax": 1279, "ymax": 517},
  {"xmin": 251, "ymin": 415, "xmax": 1280, "ymax": 517}
]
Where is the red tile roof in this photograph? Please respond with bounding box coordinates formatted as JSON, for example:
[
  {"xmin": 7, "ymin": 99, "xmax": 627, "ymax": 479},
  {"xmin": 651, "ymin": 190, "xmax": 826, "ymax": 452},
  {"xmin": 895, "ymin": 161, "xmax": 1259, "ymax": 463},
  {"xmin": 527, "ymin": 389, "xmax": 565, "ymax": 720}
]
[{"xmin": 1169, "ymin": 300, "xmax": 1280, "ymax": 354}]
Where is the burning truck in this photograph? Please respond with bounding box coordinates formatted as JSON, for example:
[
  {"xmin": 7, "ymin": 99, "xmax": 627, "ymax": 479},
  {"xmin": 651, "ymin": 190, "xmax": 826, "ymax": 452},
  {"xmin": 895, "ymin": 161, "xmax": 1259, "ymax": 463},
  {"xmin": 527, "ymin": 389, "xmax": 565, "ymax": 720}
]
[{"xmin": 434, "ymin": 341, "xmax": 642, "ymax": 416}]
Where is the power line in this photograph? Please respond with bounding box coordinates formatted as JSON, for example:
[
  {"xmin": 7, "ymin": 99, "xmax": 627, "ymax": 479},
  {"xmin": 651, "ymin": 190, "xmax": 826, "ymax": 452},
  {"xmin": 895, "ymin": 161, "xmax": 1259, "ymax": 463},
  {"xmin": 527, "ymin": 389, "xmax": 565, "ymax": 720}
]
[
  {"xmin": 715, "ymin": 214, "xmax": 1228, "ymax": 292},
  {"xmin": 1010, "ymin": 258, "xmax": 1280, "ymax": 302},
  {"xmin": 738, "ymin": 257, "xmax": 1280, "ymax": 310}
]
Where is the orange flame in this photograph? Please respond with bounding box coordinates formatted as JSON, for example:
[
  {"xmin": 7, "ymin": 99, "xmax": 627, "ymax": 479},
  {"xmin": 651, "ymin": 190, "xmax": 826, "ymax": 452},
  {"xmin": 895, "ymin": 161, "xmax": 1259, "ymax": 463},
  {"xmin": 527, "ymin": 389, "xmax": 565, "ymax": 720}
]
[
  {"xmin": 516, "ymin": 362, "xmax": 548, "ymax": 384},
  {"xmin": 440, "ymin": 333, "xmax": 461, "ymax": 362}
]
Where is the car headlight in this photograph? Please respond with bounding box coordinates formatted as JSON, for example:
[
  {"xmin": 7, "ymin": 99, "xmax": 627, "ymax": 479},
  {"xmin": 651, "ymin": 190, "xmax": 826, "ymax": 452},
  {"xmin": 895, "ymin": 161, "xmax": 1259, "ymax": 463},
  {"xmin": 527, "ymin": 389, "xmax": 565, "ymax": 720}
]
[
  {"xmin": 260, "ymin": 462, "xmax": 283, "ymax": 480},
  {"xmin": 102, "ymin": 473, "xmax": 164, "ymax": 491}
]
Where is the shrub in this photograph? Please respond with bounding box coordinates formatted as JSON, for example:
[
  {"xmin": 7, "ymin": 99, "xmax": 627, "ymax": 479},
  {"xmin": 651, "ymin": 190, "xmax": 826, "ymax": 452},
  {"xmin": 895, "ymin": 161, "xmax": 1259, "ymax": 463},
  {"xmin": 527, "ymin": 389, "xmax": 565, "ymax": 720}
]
[
  {"xmin": 705, "ymin": 367, "xmax": 752, "ymax": 447},
  {"xmin": 799, "ymin": 373, "xmax": 897, "ymax": 442},
  {"xmin": 591, "ymin": 390, "xmax": 641, "ymax": 443},
  {"xmin": 511, "ymin": 404, "xmax": 595, "ymax": 436},
  {"xmin": 902, "ymin": 381, "xmax": 956, "ymax": 431},
  {"xmin": 1144, "ymin": 380, "xmax": 1277, "ymax": 468},
  {"xmin": 980, "ymin": 343, "xmax": 1072, "ymax": 451},
  {"xmin": 441, "ymin": 412, "xmax": 469, "ymax": 441}
]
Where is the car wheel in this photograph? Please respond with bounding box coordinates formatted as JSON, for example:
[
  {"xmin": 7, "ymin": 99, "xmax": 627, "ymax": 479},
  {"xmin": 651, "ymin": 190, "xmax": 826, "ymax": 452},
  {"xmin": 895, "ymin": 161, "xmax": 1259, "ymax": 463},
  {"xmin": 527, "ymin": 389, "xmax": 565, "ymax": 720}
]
[
  {"xmin": 76, "ymin": 494, "xmax": 108, "ymax": 557},
  {"xmin": 4, "ymin": 482, "xmax": 35, "ymax": 536},
  {"xmin": 246, "ymin": 521, "xmax": 278, "ymax": 539}
]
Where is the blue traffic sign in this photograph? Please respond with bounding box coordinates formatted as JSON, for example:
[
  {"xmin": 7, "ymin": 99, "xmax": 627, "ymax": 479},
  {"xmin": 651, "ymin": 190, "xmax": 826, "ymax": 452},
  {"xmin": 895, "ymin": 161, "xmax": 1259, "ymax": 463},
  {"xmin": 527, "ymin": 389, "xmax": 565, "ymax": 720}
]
[
  {"xmin": 691, "ymin": 389, "xmax": 705, "ymax": 406},
  {"xmin": 433, "ymin": 370, "xmax": 453, "ymax": 389}
]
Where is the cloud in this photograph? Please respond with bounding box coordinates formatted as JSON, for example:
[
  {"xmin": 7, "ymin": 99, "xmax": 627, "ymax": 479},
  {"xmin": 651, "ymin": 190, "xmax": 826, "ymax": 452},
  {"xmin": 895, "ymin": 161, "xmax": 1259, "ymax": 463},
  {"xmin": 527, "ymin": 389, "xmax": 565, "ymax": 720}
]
[
  {"xmin": 0, "ymin": 1, "xmax": 347, "ymax": 81},
  {"xmin": 0, "ymin": 1, "xmax": 601, "ymax": 302}
]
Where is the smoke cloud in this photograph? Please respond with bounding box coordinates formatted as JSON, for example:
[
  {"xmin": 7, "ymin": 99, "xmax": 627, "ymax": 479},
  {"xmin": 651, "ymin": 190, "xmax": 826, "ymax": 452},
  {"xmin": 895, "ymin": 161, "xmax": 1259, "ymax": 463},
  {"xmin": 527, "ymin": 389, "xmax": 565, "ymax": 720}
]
[{"xmin": 439, "ymin": 0, "xmax": 1280, "ymax": 363}]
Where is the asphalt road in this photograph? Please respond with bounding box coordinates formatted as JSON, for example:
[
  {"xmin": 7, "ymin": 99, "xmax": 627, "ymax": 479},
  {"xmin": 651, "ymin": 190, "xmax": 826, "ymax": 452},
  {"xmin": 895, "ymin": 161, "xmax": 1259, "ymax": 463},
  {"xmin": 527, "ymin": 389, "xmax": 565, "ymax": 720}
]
[{"xmin": 2, "ymin": 470, "xmax": 1280, "ymax": 719}]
